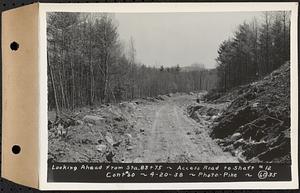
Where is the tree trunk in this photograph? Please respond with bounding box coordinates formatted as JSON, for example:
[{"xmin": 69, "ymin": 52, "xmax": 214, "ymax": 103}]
[{"xmin": 48, "ymin": 53, "xmax": 60, "ymax": 119}]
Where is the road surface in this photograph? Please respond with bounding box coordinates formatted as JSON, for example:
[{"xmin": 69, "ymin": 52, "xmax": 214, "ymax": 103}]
[{"xmin": 123, "ymin": 94, "xmax": 238, "ymax": 163}]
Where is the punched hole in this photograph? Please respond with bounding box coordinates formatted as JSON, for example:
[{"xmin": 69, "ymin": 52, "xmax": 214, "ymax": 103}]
[
  {"xmin": 10, "ymin": 41, "xmax": 19, "ymax": 51},
  {"xmin": 12, "ymin": 145, "xmax": 21, "ymax": 154}
]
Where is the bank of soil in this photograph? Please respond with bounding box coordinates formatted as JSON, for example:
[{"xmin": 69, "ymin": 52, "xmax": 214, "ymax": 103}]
[{"xmin": 189, "ymin": 63, "xmax": 291, "ymax": 163}]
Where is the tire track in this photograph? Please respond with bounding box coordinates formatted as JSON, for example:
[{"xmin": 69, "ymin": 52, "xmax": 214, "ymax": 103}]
[{"xmin": 129, "ymin": 94, "xmax": 238, "ymax": 163}]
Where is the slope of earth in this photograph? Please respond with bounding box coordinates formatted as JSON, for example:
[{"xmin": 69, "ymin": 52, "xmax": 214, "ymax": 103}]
[
  {"xmin": 48, "ymin": 101, "xmax": 140, "ymax": 163},
  {"xmin": 48, "ymin": 93, "xmax": 237, "ymax": 163},
  {"xmin": 189, "ymin": 63, "xmax": 291, "ymax": 163}
]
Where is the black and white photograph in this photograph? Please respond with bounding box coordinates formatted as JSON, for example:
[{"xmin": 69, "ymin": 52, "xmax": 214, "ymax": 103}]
[{"xmin": 47, "ymin": 10, "xmax": 292, "ymax": 165}]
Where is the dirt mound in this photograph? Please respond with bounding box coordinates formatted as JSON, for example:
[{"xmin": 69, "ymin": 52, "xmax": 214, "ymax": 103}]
[
  {"xmin": 203, "ymin": 89, "xmax": 226, "ymax": 102},
  {"xmin": 189, "ymin": 63, "xmax": 291, "ymax": 163},
  {"xmin": 48, "ymin": 102, "xmax": 138, "ymax": 163},
  {"xmin": 187, "ymin": 104, "xmax": 224, "ymax": 123},
  {"xmin": 210, "ymin": 63, "xmax": 290, "ymax": 163}
]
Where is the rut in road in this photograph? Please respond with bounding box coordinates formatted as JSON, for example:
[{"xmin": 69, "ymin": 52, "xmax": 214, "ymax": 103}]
[{"xmin": 125, "ymin": 95, "xmax": 238, "ymax": 163}]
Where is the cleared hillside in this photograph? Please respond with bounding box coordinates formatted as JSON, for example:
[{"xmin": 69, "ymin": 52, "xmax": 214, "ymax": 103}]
[{"xmin": 189, "ymin": 63, "xmax": 291, "ymax": 163}]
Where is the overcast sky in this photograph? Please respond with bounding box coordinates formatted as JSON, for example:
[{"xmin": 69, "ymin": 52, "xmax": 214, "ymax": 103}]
[{"xmin": 115, "ymin": 12, "xmax": 262, "ymax": 69}]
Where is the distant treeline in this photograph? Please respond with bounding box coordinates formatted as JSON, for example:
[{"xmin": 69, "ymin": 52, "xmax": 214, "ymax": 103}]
[
  {"xmin": 216, "ymin": 11, "xmax": 290, "ymax": 91},
  {"xmin": 47, "ymin": 13, "xmax": 217, "ymax": 111}
]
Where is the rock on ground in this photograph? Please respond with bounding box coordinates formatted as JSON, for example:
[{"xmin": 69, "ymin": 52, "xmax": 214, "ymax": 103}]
[{"xmin": 189, "ymin": 63, "xmax": 291, "ymax": 163}]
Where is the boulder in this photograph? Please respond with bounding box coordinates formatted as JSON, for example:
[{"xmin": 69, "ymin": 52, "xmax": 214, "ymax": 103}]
[
  {"xmin": 84, "ymin": 115, "xmax": 104, "ymax": 125},
  {"xmin": 120, "ymin": 102, "xmax": 135, "ymax": 112},
  {"xmin": 166, "ymin": 93, "xmax": 173, "ymax": 97},
  {"xmin": 114, "ymin": 116, "xmax": 125, "ymax": 122},
  {"xmin": 76, "ymin": 120, "xmax": 84, "ymax": 125},
  {"xmin": 105, "ymin": 132, "xmax": 114, "ymax": 146},
  {"xmin": 96, "ymin": 144, "xmax": 107, "ymax": 152},
  {"xmin": 156, "ymin": 95, "xmax": 165, "ymax": 100},
  {"xmin": 125, "ymin": 133, "xmax": 132, "ymax": 138},
  {"xmin": 231, "ymin": 132, "xmax": 242, "ymax": 141},
  {"xmin": 211, "ymin": 115, "xmax": 218, "ymax": 120},
  {"xmin": 113, "ymin": 141, "xmax": 121, "ymax": 147},
  {"xmin": 252, "ymin": 102, "xmax": 259, "ymax": 108},
  {"xmin": 127, "ymin": 146, "xmax": 133, "ymax": 150}
]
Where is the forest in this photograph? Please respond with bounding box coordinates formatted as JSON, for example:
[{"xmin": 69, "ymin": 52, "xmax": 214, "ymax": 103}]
[
  {"xmin": 47, "ymin": 11, "xmax": 290, "ymax": 111},
  {"xmin": 47, "ymin": 13, "xmax": 217, "ymax": 111},
  {"xmin": 216, "ymin": 11, "xmax": 290, "ymax": 91}
]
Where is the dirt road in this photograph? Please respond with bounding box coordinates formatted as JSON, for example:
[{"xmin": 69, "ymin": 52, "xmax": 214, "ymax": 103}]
[{"xmin": 123, "ymin": 94, "xmax": 238, "ymax": 163}]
